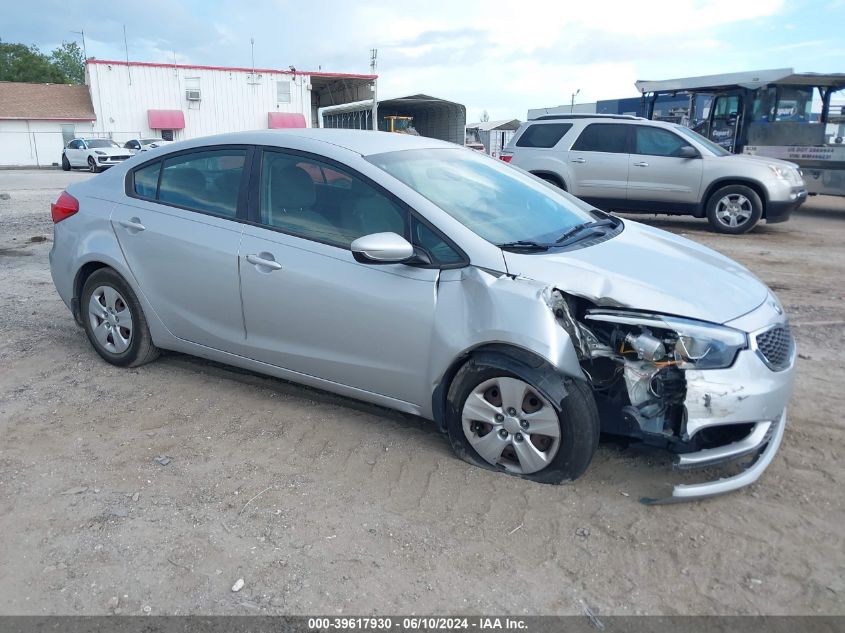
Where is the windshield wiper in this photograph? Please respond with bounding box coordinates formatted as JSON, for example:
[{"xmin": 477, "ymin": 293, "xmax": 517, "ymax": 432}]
[
  {"xmin": 555, "ymin": 218, "xmax": 618, "ymax": 244},
  {"xmin": 497, "ymin": 240, "xmax": 552, "ymax": 251}
]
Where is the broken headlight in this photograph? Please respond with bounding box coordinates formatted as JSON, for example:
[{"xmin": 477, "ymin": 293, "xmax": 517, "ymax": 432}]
[
  {"xmin": 585, "ymin": 311, "xmax": 747, "ymax": 369},
  {"xmin": 661, "ymin": 316, "xmax": 747, "ymax": 369}
]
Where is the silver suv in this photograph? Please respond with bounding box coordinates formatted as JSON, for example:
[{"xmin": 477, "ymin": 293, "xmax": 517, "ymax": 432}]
[{"xmin": 502, "ymin": 115, "xmax": 807, "ymax": 234}]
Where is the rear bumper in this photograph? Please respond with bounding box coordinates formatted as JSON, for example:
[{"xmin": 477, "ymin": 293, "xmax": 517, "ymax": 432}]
[
  {"xmin": 642, "ymin": 410, "xmax": 787, "ymax": 504},
  {"xmin": 765, "ymin": 187, "xmax": 806, "ymax": 223}
]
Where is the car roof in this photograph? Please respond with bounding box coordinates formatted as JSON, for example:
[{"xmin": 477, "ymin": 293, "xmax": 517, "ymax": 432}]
[{"xmin": 163, "ymin": 129, "xmax": 457, "ymax": 156}]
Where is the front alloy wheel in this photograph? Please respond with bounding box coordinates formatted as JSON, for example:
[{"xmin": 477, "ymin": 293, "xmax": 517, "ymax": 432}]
[
  {"xmin": 714, "ymin": 193, "xmax": 753, "ymax": 229},
  {"xmin": 462, "ymin": 377, "xmax": 561, "ymax": 474},
  {"xmin": 705, "ymin": 184, "xmax": 762, "ymax": 234}
]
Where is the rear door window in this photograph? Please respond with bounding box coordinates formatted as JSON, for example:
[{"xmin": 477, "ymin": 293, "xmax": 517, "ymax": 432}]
[
  {"xmin": 515, "ymin": 123, "xmax": 572, "ymax": 148},
  {"xmin": 571, "ymin": 123, "xmax": 629, "ymax": 153},
  {"xmin": 633, "ymin": 126, "xmax": 689, "ymax": 157},
  {"xmin": 158, "ymin": 149, "xmax": 246, "ymax": 218}
]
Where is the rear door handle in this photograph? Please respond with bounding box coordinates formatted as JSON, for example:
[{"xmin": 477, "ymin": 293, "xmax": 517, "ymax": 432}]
[
  {"xmin": 118, "ymin": 217, "xmax": 146, "ymax": 232},
  {"xmin": 246, "ymin": 253, "xmax": 283, "ymax": 271},
  {"xmin": 571, "ymin": 157, "xmax": 586, "ymax": 163},
  {"xmin": 633, "ymin": 161, "xmax": 649, "ymax": 167}
]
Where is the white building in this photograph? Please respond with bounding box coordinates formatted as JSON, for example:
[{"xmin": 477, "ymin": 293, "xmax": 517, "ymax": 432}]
[
  {"xmin": 86, "ymin": 59, "xmax": 377, "ymax": 144},
  {"xmin": 0, "ymin": 82, "xmax": 96, "ymax": 167}
]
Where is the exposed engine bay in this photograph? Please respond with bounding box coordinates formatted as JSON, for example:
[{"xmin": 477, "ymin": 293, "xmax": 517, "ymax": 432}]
[{"xmin": 548, "ymin": 289, "xmax": 753, "ymax": 453}]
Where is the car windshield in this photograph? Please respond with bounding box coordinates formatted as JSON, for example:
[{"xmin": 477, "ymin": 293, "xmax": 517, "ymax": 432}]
[
  {"xmin": 367, "ymin": 148, "xmax": 593, "ymax": 245},
  {"xmin": 673, "ymin": 125, "xmax": 731, "ymax": 157},
  {"xmin": 86, "ymin": 139, "xmax": 120, "ymax": 149}
]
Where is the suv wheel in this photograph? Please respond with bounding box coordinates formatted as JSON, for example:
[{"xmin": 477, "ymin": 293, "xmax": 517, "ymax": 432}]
[
  {"xmin": 61, "ymin": 154, "xmax": 71, "ymax": 171},
  {"xmin": 705, "ymin": 185, "xmax": 762, "ymax": 234}
]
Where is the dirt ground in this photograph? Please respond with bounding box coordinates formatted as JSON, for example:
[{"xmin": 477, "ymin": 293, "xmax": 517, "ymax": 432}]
[{"xmin": 0, "ymin": 169, "xmax": 843, "ymax": 617}]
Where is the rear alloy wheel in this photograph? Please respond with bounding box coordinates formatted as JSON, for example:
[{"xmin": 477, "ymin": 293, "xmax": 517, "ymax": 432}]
[
  {"xmin": 445, "ymin": 356, "xmax": 599, "ymax": 484},
  {"xmin": 87, "ymin": 156, "xmax": 100, "ymax": 173},
  {"xmin": 705, "ymin": 185, "xmax": 762, "ymax": 234},
  {"xmin": 61, "ymin": 154, "xmax": 71, "ymax": 171},
  {"xmin": 81, "ymin": 268, "xmax": 159, "ymax": 367}
]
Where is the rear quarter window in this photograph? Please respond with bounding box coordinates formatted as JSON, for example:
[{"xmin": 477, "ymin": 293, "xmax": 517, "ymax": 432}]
[
  {"xmin": 515, "ymin": 123, "xmax": 573, "ymax": 148},
  {"xmin": 133, "ymin": 161, "xmax": 161, "ymax": 199}
]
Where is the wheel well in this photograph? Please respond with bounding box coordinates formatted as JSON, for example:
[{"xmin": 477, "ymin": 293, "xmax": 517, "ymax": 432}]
[
  {"xmin": 72, "ymin": 262, "xmax": 110, "ymax": 323},
  {"xmin": 530, "ymin": 171, "xmax": 567, "ymax": 190},
  {"xmin": 703, "ymin": 179, "xmax": 768, "ymax": 218},
  {"xmin": 431, "ymin": 343, "xmax": 571, "ymax": 433}
]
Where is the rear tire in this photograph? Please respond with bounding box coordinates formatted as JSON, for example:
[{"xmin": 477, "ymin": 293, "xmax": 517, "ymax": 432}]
[
  {"xmin": 445, "ymin": 355, "xmax": 599, "ymax": 484},
  {"xmin": 61, "ymin": 155, "xmax": 71, "ymax": 171},
  {"xmin": 87, "ymin": 156, "xmax": 100, "ymax": 174},
  {"xmin": 535, "ymin": 173, "xmax": 566, "ymax": 190},
  {"xmin": 81, "ymin": 268, "xmax": 159, "ymax": 368},
  {"xmin": 705, "ymin": 184, "xmax": 762, "ymax": 234}
]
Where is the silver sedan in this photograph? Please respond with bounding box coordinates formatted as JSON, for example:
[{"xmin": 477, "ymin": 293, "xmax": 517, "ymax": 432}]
[{"xmin": 49, "ymin": 129, "xmax": 795, "ymax": 503}]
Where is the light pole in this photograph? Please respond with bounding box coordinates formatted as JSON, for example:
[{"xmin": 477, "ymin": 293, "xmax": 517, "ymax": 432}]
[
  {"xmin": 570, "ymin": 88, "xmax": 581, "ymax": 113},
  {"xmin": 70, "ymin": 29, "xmax": 87, "ymax": 60}
]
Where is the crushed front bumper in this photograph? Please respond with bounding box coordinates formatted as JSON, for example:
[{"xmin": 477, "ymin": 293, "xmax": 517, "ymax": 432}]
[
  {"xmin": 642, "ymin": 409, "xmax": 787, "ymax": 505},
  {"xmin": 642, "ymin": 297, "xmax": 795, "ymax": 504}
]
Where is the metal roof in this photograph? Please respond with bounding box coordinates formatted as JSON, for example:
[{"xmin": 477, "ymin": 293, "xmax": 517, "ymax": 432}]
[
  {"xmin": 465, "ymin": 119, "xmax": 521, "ymax": 131},
  {"xmin": 636, "ymin": 68, "xmax": 845, "ymax": 94},
  {"xmin": 377, "ymin": 94, "xmax": 466, "ymax": 145}
]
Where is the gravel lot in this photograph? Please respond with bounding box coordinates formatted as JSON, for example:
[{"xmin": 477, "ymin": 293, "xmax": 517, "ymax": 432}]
[{"xmin": 0, "ymin": 169, "xmax": 843, "ymax": 616}]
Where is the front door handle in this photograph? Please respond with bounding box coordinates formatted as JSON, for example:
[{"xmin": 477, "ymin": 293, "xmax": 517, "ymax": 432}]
[
  {"xmin": 118, "ymin": 217, "xmax": 146, "ymax": 232},
  {"xmin": 246, "ymin": 253, "xmax": 283, "ymax": 271},
  {"xmin": 633, "ymin": 161, "xmax": 649, "ymax": 167},
  {"xmin": 571, "ymin": 157, "xmax": 586, "ymax": 163}
]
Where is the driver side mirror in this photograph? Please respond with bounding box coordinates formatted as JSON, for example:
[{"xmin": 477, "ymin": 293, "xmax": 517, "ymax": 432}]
[
  {"xmin": 351, "ymin": 232, "xmax": 415, "ymax": 264},
  {"xmin": 678, "ymin": 145, "xmax": 699, "ymax": 159}
]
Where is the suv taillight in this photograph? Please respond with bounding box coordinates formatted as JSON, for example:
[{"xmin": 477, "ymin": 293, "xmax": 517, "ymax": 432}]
[
  {"xmin": 51, "ymin": 191, "xmax": 79, "ymax": 223},
  {"xmin": 499, "ymin": 153, "xmax": 513, "ymax": 163}
]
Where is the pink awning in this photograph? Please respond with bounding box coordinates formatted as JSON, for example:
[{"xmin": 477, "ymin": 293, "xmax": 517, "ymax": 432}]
[
  {"xmin": 148, "ymin": 109, "xmax": 185, "ymax": 129},
  {"xmin": 268, "ymin": 112, "xmax": 306, "ymax": 129}
]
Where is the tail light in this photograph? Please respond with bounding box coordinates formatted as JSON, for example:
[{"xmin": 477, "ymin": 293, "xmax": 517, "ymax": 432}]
[
  {"xmin": 51, "ymin": 191, "xmax": 79, "ymax": 223},
  {"xmin": 499, "ymin": 153, "xmax": 513, "ymax": 163}
]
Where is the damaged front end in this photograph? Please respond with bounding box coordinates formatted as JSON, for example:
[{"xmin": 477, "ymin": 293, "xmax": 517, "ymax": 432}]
[{"xmin": 548, "ymin": 290, "xmax": 795, "ymax": 504}]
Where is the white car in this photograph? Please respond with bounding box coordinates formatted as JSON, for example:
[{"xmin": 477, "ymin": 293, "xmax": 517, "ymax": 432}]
[
  {"xmin": 61, "ymin": 138, "xmax": 132, "ymax": 173},
  {"xmin": 123, "ymin": 138, "xmax": 172, "ymax": 154}
]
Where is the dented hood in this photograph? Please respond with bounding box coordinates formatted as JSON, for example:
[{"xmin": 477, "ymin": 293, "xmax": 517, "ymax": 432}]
[{"xmin": 502, "ymin": 220, "xmax": 768, "ymax": 324}]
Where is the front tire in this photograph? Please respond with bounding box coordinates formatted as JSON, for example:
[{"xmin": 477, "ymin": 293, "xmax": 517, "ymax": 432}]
[
  {"xmin": 445, "ymin": 355, "xmax": 599, "ymax": 484},
  {"xmin": 81, "ymin": 268, "xmax": 159, "ymax": 367},
  {"xmin": 87, "ymin": 156, "xmax": 100, "ymax": 173},
  {"xmin": 61, "ymin": 154, "xmax": 71, "ymax": 171},
  {"xmin": 705, "ymin": 185, "xmax": 762, "ymax": 234}
]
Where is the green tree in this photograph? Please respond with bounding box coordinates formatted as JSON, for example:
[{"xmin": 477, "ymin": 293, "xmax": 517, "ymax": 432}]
[
  {"xmin": 51, "ymin": 41, "xmax": 85, "ymax": 84},
  {"xmin": 0, "ymin": 40, "xmax": 66, "ymax": 83}
]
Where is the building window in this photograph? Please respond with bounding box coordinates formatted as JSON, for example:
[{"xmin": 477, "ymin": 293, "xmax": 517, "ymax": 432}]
[
  {"xmin": 276, "ymin": 80, "xmax": 292, "ymax": 104},
  {"xmin": 161, "ymin": 130, "xmax": 174, "ymax": 141}
]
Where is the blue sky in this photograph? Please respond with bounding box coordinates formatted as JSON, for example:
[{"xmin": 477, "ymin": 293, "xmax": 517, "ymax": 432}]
[{"xmin": 3, "ymin": 0, "xmax": 844, "ymax": 121}]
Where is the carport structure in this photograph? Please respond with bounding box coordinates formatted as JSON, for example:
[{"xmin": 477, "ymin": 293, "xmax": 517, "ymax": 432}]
[
  {"xmin": 321, "ymin": 94, "xmax": 467, "ymax": 145},
  {"xmin": 377, "ymin": 94, "xmax": 466, "ymax": 144}
]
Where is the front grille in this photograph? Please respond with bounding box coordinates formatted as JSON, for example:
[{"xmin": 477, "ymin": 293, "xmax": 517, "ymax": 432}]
[{"xmin": 755, "ymin": 324, "xmax": 793, "ymax": 371}]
